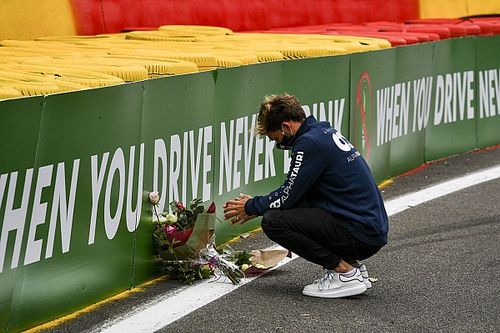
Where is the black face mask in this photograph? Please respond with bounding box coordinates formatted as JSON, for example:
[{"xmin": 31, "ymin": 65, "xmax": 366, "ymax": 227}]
[{"xmin": 276, "ymin": 134, "xmax": 295, "ymax": 150}]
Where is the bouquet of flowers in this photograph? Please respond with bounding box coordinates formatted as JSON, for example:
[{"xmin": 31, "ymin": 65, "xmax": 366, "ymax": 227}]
[
  {"xmin": 148, "ymin": 192, "xmax": 245, "ymax": 284},
  {"xmin": 152, "ymin": 198, "xmax": 206, "ymax": 250},
  {"xmin": 148, "ymin": 192, "xmax": 291, "ymax": 285}
]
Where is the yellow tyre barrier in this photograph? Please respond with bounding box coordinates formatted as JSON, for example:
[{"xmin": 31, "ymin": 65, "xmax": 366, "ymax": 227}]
[
  {"xmin": 213, "ymin": 57, "xmax": 243, "ymax": 68},
  {"xmin": 96, "ymin": 33, "xmax": 128, "ymax": 39},
  {"xmin": 23, "ymin": 59, "xmax": 149, "ymax": 82},
  {"xmin": 126, "ymin": 31, "xmax": 198, "ymax": 42},
  {"xmin": 0, "ymin": 67, "xmax": 89, "ymax": 92},
  {"xmin": 159, "ymin": 25, "xmax": 233, "ymax": 36},
  {"xmin": 6, "ymin": 64, "xmax": 124, "ymax": 87},
  {"xmin": 0, "ymin": 80, "xmax": 60, "ymax": 96},
  {"xmin": 108, "ymin": 48, "xmax": 218, "ymax": 69},
  {"xmin": 245, "ymin": 50, "xmax": 285, "ymax": 62},
  {"xmin": 210, "ymin": 52, "xmax": 259, "ymax": 65},
  {"xmin": 0, "ymin": 68, "xmax": 47, "ymax": 82},
  {"xmin": 0, "ymin": 26, "xmax": 393, "ymax": 99},
  {"xmin": 35, "ymin": 35, "xmax": 110, "ymax": 42},
  {"xmin": 0, "ymin": 86, "xmax": 22, "ymax": 99},
  {"xmin": 48, "ymin": 79, "xmax": 89, "ymax": 92},
  {"xmin": 101, "ymin": 56, "xmax": 199, "ymax": 76}
]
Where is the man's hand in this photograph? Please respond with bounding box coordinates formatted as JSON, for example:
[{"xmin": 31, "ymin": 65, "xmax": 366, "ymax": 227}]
[{"xmin": 223, "ymin": 193, "xmax": 256, "ymax": 224}]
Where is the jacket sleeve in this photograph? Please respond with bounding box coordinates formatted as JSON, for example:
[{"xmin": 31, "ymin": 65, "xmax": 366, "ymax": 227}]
[{"xmin": 244, "ymin": 138, "xmax": 325, "ymax": 216}]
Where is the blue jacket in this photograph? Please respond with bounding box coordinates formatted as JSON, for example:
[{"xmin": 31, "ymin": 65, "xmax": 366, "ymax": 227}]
[{"xmin": 245, "ymin": 116, "xmax": 388, "ymax": 246}]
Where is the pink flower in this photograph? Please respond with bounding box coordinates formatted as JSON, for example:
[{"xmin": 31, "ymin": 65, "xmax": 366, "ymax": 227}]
[
  {"xmin": 148, "ymin": 192, "xmax": 160, "ymax": 205},
  {"xmin": 176, "ymin": 202, "xmax": 185, "ymax": 210},
  {"xmin": 163, "ymin": 225, "xmax": 176, "ymax": 236}
]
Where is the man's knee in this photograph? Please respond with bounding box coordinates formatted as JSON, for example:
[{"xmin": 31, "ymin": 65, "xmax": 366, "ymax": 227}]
[{"xmin": 261, "ymin": 210, "xmax": 283, "ymax": 235}]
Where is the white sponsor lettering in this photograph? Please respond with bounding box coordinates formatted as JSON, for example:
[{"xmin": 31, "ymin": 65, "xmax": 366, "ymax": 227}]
[
  {"xmin": 45, "ymin": 160, "xmax": 80, "ymax": 259},
  {"xmin": 202, "ymin": 126, "xmax": 212, "ymax": 202},
  {"xmin": 412, "ymin": 76, "xmax": 433, "ymax": 133},
  {"xmin": 479, "ymin": 69, "xmax": 500, "ymax": 118},
  {"xmin": 0, "ymin": 170, "xmax": 33, "ymax": 272},
  {"xmin": 24, "ymin": 165, "xmax": 53, "ymax": 266},
  {"xmin": 280, "ymin": 151, "xmax": 304, "ymax": 204},
  {"xmin": 434, "ymin": 71, "xmax": 474, "ymax": 126},
  {"xmin": 126, "ymin": 144, "xmax": 144, "ymax": 233},
  {"xmin": 333, "ymin": 131, "xmax": 354, "ymax": 152},
  {"xmin": 218, "ymin": 115, "xmax": 276, "ymax": 195},
  {"xmin": 376, "ymin": 71, "xmax": 478, "ymax": 147},
  {"xmin": 152, "ymin": 126, "xmax": 213, "ymax": 210},
  {"xmin": 269, "ymin": 198, "xmax": 281, "ymax": 209},
  {"xmin": 376, "ymin": 82, "xmax": 411, "ymax": 146},
  {"xmin": 0, "ymin": 124, "xmax": 217, "ymax": 273},
  {"xmin": 153, "ymin": 139, "xmax": 168, "ymax": 214},
  {"xmin": 169, "ymin": 134, "xmax": 181, "ymax": 203},
  {"xmin": 302, "ymin": 98, "xmax": 345, "ymax": 130},
  {"xmin": 254, "ymin": 126, "xmax": 264, "ymax": 181},
  {"xmin": 1, "ymin": 160, "xmax": 79, "ymax": 271},
  {"xmin": 347, "ymin": 151, "xmax": 361, "ymax": 163},
  {"xmin": 104, "ymin": 148, "xmax": 125, "ymax": 240},
  {"xmin": 89, "ymin": 153, "xmax": 109, "ymax": 245},
  {"xmin": 89, "ymin": 145, "xmax": 145, "ymax": 243}
]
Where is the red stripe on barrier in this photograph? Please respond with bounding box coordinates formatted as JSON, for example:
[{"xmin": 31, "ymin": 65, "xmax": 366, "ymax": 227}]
[
  {"xmin": 70, "ymin": 0, "xmax": 420, "ymax": 35},
  {"xmin": 324, "ymin": 31, "xmax": 407, "ymax": 46},
  {"xmin": 70, "ymin": 0, "xmax": 106, "ymax": 35}
]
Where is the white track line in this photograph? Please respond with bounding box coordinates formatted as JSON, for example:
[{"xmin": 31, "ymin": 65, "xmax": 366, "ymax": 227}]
[
  {"xmin": 99, "ymin": 252, "xmax": 295, "ymax": 333},
  {"xmin": 99, "ymin": 164, "xmax": 500, "ymax": 333},
  {"xmin": 385, "ymin": 164, "xmax": 500, "ymax": 216}
]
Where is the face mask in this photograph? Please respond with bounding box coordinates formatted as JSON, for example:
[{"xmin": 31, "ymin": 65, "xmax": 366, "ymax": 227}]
[
  {"xmin": 276, "ymin": 135, "xmax": 294, "ymax": 150},
  {"xmin": 276, "ymin": 124, "xmax": 295, "ymax": 150}
]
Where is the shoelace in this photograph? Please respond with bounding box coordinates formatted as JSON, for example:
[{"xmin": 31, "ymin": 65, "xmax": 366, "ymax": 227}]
[{"xmin": 317, "ymin": 270, "xmax": 336, "ymax": 289}]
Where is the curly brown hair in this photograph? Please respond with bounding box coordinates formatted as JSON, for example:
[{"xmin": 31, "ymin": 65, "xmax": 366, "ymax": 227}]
[{"xmin": 256, "ymin": 93, "xmax": 306, "ymax": 135}]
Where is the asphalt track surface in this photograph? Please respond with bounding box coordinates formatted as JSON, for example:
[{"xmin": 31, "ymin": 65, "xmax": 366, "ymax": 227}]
[{"xmin": 39, "ymin": 148, "xmax": 500, "ymax": 333}]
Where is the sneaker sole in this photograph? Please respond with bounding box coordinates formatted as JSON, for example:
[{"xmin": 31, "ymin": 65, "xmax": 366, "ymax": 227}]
[{"xmin": 302, "ymin": 283, "xmax": 367, "ymax": 298}]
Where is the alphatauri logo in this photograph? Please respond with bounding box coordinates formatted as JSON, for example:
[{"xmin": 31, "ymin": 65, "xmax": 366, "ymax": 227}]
[{"xmin": 354, "ymin": 71, "xmax": 373, "ymax": 161}]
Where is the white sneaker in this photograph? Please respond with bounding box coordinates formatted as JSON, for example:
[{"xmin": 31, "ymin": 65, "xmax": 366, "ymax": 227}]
[
  {"xmin": 359, "ymin": 264, "xmax": 372, "ymax": 289},
  {"xmin": 302, "ymin": 268, "xmax": 367, "ymax": 298}
]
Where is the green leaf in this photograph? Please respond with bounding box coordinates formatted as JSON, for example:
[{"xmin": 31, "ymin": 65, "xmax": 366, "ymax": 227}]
[{"xmin": 234, "ymin": 250, "xmax": 252, "ymax": 266}]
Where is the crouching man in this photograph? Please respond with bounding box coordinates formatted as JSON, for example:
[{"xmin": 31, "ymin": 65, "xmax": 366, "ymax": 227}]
[{"xmin": 224, "ymin": 94, "xmax": 388, "ymax": 298}]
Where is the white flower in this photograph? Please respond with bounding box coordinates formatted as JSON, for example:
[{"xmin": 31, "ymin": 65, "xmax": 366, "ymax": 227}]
[
  {"xmin": 165, "ymin": 213, "xmax": 178, "ymax": 223},
  {"xmin": 153, "ymin": 214, "xmax": 167, "ymax": 223},
  {"xmin": 148, "ymin": 192, "xmax": 160, "ymax": 205}
]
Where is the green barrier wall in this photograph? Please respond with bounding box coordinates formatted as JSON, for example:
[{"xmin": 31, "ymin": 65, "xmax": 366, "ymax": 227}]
[
  {"xmin": 350, "ymin": 48, "xmax": 395, "ymax": 182},
  {"xmin": 0, "ymin": 97, "xmax": 43, "ymax": 332},
  {"xmin": 139, "ymin": 73, "xmax": 218, "ymax": 282},
  {"xmin": 476, "ymin": 35, "xmax": 500, "ymax": 148},
  {"xmin": 350, "ymin": 36, "xmax": 499, "ymax": 182},
  {"xmin": 425, "ymin": 37, "xmax": 478, "ymax": 161},
  {"xmin": 1, "ymin": 36, "xmax": 499, "ymax": 332},
  {"xmin": 390, "ymin": 44, "xmax": 430, "ymax": 177},
  {"xmin": 282, "ymin": 55, "xmax": 351, "ymax": 135}
]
